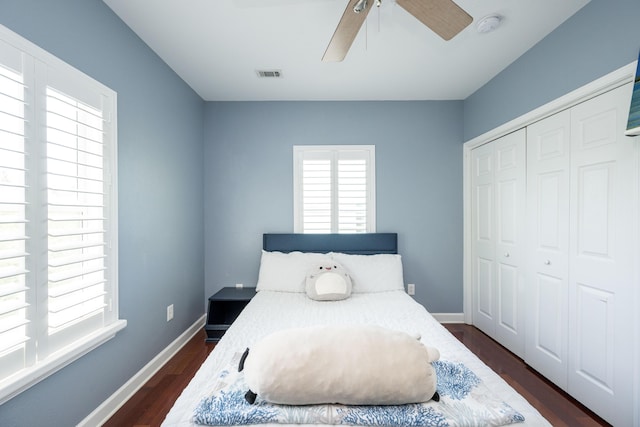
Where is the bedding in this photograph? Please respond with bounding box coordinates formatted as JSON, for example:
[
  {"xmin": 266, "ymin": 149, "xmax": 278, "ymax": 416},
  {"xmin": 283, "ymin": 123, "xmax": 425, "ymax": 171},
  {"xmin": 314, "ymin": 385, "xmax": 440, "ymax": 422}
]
[
  {"xmin": 192, "ymin": 355, "xmax": 521, "ymax": 426},
  {"xmin": 256, "ymin": 251, "xmax": 330, "ymax": 293},
  {"xmin": 329, "ymin": 253, "xmax": 404, "ymax": 293},
  {"xmin": 162, "ymin": 291, "xmax": 551, "ymax": 427}
]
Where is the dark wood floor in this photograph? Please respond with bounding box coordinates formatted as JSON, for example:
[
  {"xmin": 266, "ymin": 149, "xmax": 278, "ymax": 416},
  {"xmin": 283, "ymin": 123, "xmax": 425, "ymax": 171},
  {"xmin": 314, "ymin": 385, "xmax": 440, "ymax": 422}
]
[
  {"xmin": 444, "ymin": 324, "xmax": 611, "ymax": 427},
  {"xmin": 104, "ymin": 325, "xmax": 611, "ymax": 427},
  {"xmin": 103, "ymin": 330, "xmax": 216, "ymax": 427}
]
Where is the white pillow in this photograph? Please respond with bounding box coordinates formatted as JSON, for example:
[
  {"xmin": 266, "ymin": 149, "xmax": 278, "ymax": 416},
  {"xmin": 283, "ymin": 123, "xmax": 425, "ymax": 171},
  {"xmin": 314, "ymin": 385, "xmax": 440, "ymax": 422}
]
[
  {"xmin": 330, "ymin": 252, "xmax": 404, "ymax": 293},
  {"xmin": 256, "ymin": 251, "xmax": 330, "ymax": 293}
]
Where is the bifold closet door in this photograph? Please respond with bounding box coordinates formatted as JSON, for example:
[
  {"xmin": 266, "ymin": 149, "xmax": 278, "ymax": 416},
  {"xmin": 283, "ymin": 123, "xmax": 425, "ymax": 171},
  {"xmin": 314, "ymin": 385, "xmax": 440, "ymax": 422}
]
[
  {"xmin": 525, "ymin": 110, "xmax": 571, "ymax": 389},
  {"xmin": 470, "ymin": 142, "xmax": 495, "ymax": 337},
  {"xmin": 567, "ymin": 83, "xmax": 635, "ymax": 426},
  {"xmin": 471, "ymin": 129, "xmax": 526, "ymax": 357},
  {"xmin": 525, "ymin": 83, "xmax": 636, "ymax": 426}
]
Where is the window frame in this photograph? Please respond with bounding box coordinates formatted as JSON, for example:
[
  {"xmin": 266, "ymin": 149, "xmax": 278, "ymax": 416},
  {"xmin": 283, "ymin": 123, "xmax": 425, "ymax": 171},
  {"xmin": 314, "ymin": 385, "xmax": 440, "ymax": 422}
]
[
  {"xmin": 0, "ymin": 24, "xmax": 125, "ymax": 405},
  {"xmin": 293, "ymin": 145, "xmax": 376, "ymax": 234}
]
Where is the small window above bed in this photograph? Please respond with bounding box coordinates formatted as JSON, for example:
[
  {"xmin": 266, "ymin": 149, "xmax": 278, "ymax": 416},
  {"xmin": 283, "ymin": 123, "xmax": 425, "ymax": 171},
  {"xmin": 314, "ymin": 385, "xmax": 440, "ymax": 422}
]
[{"xmin": 293, "ymin": 145, "xmax": 375, "ymax": 233}]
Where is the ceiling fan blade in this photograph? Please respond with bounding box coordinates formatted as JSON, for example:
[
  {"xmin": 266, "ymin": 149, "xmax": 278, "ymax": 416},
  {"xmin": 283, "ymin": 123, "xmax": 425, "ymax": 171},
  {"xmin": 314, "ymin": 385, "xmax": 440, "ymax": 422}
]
[
  {"xmin": 322, "ymin": 0, "xmax": 376, "ymax": 62},
  {"xmin": 396, "ymin": 0, "xmax": 472, "ymax": 41}
]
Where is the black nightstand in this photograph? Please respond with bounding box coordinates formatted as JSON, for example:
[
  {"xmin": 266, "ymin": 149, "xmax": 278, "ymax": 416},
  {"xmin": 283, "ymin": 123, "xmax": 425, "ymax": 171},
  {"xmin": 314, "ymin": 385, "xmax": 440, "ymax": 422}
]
[{"xmin": 205, "ymin": 287, "xmax": 257, "ymax": 342}]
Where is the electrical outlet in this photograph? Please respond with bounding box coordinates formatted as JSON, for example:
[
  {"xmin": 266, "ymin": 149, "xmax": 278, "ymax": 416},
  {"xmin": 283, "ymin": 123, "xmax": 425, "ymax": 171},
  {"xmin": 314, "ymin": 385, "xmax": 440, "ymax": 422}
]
[
  {"xmin": 235, "ymin": 283, "xmax": 243, "ymax": 289},
  {"xmin": 167, "ymin": 304, "xmax": 174, "ymax": 322},
  {"xmin": 407, "ymin": 283, "xmax": 415, "ymax": 296}
]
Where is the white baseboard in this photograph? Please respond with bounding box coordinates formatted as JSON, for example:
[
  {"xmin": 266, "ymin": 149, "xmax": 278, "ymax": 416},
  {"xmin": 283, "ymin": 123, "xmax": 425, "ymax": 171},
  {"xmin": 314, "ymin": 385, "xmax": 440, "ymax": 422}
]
[
  {"xmin": 78, "ymin": 314, "xmax": 206, "ymax": 427},
  {"xmin": 432, "ymin": 313, "xmax": 465, "ymax": 323}
]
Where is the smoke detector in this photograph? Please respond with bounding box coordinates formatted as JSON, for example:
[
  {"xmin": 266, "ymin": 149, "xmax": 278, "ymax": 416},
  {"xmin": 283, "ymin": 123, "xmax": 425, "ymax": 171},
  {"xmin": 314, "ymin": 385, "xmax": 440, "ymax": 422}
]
[{"xmin": 476, "ymin": 14, "xmax": 502, "ymax": 34}]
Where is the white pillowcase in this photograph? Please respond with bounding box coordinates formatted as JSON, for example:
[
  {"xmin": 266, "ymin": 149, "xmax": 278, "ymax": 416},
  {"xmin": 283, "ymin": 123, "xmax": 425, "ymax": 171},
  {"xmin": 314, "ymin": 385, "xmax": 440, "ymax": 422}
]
[
  {"xmin": 330, "ymin": 252, "xmax": 404, "ymax": 293},
  {"xmin": 256, "ymin": 250, "xmax": 330, "ymax": 293}
]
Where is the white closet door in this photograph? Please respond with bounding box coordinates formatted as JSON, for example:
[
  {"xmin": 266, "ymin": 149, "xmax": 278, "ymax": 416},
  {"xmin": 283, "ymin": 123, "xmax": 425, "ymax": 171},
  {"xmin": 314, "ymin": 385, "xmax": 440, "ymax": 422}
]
[
  {"xmin": 567, "ymin": 83, "xmax": 635, "ymax": 426},
  {"xmin": 471, "ymin": 142, "xmax": 496, "ymax": 336},
  {"xmin": 471, "ymin": 130, "xmax": 526, "ymax": 357},
  {"xmin": 525, "ymin": 110, "xmax": 571, "ymax": 389},
  {"xmin": 493, "ymin": 130, "xmax": 526, "ymax": 357}
]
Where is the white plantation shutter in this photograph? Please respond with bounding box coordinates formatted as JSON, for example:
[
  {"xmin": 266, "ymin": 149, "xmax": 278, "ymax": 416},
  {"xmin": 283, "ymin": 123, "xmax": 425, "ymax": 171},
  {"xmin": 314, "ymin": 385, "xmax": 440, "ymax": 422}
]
[
  {"xmin": 0, "ymin": 25, "xmax": 123, "ymax": 404},
  {"xmin": 338, "ymin": 156, "xmax": 368, "ymax": 233},
  {"xmin": 301, "ymin": 156, "xmax": 332, "ymax": 233},
  {"xmin": 44, "ymin": 86, "xmax": 111, "ymax": 354},
  {"xmin": 294, "ymin": 146, "xmax": 375, "ymax": 233},
  {"xmin": 0, "ymin": 44, "xmax": 33, "ymax": 380}
]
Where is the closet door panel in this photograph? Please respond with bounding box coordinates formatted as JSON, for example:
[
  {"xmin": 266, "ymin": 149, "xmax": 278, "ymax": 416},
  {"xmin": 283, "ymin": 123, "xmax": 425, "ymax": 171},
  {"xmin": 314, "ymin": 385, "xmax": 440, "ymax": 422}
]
[
  {"xmin": 568, "ymin": 83, "xmax": 635, "ymax": 426},
  {"xmin": 497, "ymin": 263, "xmax": 518, "ymax": 332},
  {"xmin": 538, "ymin": 173, "xmax": 562, "ymax": 248},
  {"xmin": 476, "ymin": 257, "xmax": 493, "ymax": 320},
  {"xmin": 574, "ymin": 284, "xmax": 614, "ymax": 391},
  {"xmin": 494, "ymin": 130, "xmax": 526, "ymax": 357},
  {"xmin": 525, "ymin": 111, "xmax": 570, "ymax": 389},
  {"xmin": 471, "ymin": 129, "xmax": 525, "ymax": 356},
  {"xmin": 534, "ymin": 274, "xmax": 564, "ymax": 359},
  {"xmin": 471, "ymin": 143, "xmax": 495, "ymax": 335},
  {"xmin": 577, "ymin": 164, "xmax": 613, "ymax": 258}
]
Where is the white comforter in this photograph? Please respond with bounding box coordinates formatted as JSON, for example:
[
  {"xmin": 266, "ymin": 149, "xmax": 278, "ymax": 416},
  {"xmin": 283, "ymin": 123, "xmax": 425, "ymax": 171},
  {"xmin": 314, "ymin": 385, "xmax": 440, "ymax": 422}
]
[{"xmin": 162, "ymin": 290, "xmax": 550, "ymax": 427}]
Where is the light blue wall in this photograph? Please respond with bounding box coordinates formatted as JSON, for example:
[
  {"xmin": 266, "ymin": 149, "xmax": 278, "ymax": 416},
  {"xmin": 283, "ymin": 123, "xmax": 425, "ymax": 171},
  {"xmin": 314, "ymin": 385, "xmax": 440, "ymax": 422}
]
[
  {"xmin": 464, "ymin": 0, "xmax": 640, "ymax": 140},
  {"xmin": 204, "ymin": 101, "xmax": 464, "ymax": 313},
  {"xmin": 0, "ymin": 1, "xmax": 204, "ymax": 426},
  {"xmin": 3, "ymin": 0, "xmax": 639, "ymax": 424}
]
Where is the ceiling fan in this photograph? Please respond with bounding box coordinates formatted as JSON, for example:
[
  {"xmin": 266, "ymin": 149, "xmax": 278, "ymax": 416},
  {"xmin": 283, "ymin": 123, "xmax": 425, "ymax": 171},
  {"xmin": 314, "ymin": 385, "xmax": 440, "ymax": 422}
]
[{"xmin": 322, "ymin": 0, "xmax": 473, "ymax": 62}]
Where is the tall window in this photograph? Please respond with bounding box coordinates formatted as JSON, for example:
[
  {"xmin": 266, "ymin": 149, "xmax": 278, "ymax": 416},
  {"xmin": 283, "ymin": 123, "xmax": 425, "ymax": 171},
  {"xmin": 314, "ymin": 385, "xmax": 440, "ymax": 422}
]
[
  {"xmin": 294, "ymin": 145, "xmax": 375, "ymax": 233},
  {"xmin": 0, "ymin": 25, "xmax": 124, "ymax": 404}
]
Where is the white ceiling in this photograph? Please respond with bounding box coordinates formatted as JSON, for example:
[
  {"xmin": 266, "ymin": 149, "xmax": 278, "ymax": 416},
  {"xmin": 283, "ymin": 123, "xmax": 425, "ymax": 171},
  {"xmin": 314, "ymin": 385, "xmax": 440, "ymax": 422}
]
[{"xmin": 103, "ymin": 0, "xmax": 590, "ymax": 101}]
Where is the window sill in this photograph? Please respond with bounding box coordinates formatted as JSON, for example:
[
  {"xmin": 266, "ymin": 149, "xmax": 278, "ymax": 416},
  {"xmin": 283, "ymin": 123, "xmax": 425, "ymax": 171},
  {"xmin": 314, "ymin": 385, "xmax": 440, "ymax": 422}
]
[{"xmin": 0, "ymin": 319, "xmax": 127, "ymax": 405}]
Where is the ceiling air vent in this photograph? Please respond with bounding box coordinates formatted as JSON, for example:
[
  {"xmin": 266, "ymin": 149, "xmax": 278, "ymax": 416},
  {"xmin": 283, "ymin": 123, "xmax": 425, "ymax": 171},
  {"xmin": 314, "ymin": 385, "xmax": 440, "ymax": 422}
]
[{"xmin": 256, "ymin": 69, "xmax": 282, "ymax": 78}]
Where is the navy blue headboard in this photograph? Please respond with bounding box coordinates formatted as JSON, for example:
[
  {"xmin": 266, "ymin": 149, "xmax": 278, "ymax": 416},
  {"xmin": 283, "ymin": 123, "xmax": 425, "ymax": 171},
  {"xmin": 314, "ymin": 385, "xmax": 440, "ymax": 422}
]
[{"xmin": 263, "ymin": 233, "xmax": 398, "ymax": 255}]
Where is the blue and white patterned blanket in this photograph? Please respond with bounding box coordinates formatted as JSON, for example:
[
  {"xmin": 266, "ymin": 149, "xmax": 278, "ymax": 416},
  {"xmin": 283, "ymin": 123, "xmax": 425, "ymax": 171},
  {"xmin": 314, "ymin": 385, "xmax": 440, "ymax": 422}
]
[{"xmin": 192, "ymin": 354, "xmax": 524, "ymax": 427}]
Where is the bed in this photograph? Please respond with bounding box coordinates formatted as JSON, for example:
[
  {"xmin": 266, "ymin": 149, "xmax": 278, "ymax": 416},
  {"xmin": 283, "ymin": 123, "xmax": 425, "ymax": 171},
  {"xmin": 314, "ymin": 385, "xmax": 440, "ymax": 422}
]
[{"xmin": 162, "ymin": 233, "xmax": 550, "ymax": 427}]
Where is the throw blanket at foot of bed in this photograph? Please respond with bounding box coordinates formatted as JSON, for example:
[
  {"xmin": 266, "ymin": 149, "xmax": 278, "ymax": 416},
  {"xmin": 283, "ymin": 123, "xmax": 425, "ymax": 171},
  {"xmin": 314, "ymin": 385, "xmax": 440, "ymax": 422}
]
[{"xmin": 192, "ymin": 353, "xmax": 525, "ymax": 427}]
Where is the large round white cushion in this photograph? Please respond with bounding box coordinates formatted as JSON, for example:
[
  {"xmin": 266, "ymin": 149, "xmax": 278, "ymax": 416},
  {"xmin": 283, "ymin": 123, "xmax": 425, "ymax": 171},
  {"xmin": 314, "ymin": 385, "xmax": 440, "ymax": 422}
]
[{"xmin": 242, "ymin": 324, "xmax": 440, "ymax": 405}]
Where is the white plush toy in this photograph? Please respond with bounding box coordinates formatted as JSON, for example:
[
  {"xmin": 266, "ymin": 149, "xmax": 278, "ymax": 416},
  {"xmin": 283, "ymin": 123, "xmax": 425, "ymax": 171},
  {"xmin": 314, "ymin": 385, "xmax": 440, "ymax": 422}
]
[
  {"xmin": 305, "ymin": 260, "xmax": 352, "ymax": 301},
  {"xmin": 238, "ymin": 324, "xmax": 440, "ymax": 406}
]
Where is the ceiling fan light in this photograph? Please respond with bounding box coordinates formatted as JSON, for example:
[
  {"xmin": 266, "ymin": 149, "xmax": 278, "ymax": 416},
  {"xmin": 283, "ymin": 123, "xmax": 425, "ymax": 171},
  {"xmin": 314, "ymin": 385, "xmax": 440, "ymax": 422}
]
[
  {"xmin": 353, "ymin": 0, "xmax": 368, "ymax": 14},
  {"xmin": 476, "ymin": 14, "xmax": 502, "ymax": 34}
]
